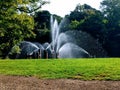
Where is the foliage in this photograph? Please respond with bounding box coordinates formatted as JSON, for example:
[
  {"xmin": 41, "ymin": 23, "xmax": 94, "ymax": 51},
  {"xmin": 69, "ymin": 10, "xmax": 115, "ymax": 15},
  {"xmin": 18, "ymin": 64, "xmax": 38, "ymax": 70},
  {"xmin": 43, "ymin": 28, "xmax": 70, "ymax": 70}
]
[
  {"xmin": 1, "ymin": 0, "xmax": 120, "ymax": 57},
  {"xmin": 0, "ymin": 58, "xmax": 120, "ymax": 80},
  {"xmin": 100, "ymin": 0, "xmax": 120, "ymax": 56},
  {"xmin": 0, "ymin": 0, "xmax": 48, "ymax": 58},
  {"xmin": 16, "ymin": 0, "xmax": 50, "ymax": 13},
  {"xmin": 0, "ymin": 0, "xmax": 34, "ymax": 58},
  {"xmin": 9, "ymin": 45, "xmax": 21, "ymax": 54},
  {"xmin": 62, "ymin": 2, "xmax": 120, "ymax": 57},
  {"xmin": 31, "ymin": 10, "xmax": 51, "ymax": 43},
  {"xmin": 101, "ymin": 0, "xmax": 120, "ymax": 30},
  {"xmin": 67, "ymin": 4, "xmax": 105, "ymax": 38},
  {"xmin": 69, "ymin": 20, "xmax": 81, "ymax": 29},
  {"xmin": 31, "ymin": 11, "xmax": 62, "ymax": 43}
]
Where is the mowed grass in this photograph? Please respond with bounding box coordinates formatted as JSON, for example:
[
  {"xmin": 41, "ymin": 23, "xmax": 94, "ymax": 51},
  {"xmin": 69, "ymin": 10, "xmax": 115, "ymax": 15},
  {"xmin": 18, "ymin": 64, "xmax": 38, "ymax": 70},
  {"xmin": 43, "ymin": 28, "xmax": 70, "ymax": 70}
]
[{"xmin": 0, "ymin": 58, "xmax": 120, "ymax": 80}]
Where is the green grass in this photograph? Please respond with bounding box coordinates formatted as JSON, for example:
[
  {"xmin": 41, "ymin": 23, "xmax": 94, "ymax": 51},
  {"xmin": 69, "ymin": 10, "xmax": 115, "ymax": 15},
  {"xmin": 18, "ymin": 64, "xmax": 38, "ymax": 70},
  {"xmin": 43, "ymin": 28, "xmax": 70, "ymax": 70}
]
[{"xmin": 0, "ymin": 58, "xmax": 120, "ymax": 80}]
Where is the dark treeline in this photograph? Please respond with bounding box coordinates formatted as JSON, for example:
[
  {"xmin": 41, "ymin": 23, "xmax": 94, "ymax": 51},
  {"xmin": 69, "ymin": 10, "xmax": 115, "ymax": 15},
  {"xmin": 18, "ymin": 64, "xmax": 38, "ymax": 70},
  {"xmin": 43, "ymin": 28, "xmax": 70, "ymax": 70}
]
[
  {"xmin": 64, "ymin": 1, "xmax": 120, "ymax": 57},
  {"xmin": 0, "ymin": 0, "xmax": 120, "ymax": 58}
]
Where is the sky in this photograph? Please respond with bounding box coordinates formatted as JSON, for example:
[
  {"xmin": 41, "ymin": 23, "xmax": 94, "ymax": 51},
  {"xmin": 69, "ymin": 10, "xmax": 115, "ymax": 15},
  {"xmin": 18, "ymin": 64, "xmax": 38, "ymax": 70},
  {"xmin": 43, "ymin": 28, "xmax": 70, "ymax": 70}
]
[{"xmin": 42, "ymin": 0, "xmax": 103, "ymax": 17}]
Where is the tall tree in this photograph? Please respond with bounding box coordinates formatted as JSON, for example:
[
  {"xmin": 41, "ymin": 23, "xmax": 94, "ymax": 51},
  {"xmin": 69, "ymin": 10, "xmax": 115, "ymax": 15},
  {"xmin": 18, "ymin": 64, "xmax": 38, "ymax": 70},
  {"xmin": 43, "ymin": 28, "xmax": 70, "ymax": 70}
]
[
  {"xmin": 101, "ymin": 0, "xmax": 120, "ymax": 30},
  {"xmin": 33, "ymin": 10, "xmax": 51, "ymax": 43},
  {"xmin": 101, "ymin": 0, "xmax": 120, "ymax": 56},
  {"xmin": 0, "ymin": 0, "xmax": 48, "ymax": 58},
  {"xmin": 68, "ymin": 4, "xmax": 104, "ymax": 38},
  {"xmin": 31, "ymin": 11, "xmax": 62, "ymax": 43}
]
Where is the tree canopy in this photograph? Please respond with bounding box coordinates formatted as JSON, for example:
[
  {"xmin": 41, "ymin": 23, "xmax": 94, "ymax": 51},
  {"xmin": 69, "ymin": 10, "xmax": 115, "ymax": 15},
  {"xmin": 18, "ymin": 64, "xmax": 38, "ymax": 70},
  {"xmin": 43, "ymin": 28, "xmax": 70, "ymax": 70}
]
[
  {"xmin": 1, "ymin": 0, "xmax": 120, "ymax": 58},
  {"xmin": 101, "ymin": 0, "xmax": 120, "ymax": 30},
  {"xmin": 100, "ymin": 0, "xmax": 120, "ymax": 56},
  {"xmin": 0, "ymin": 0, "xmax": 48, "ymax": 58},
  {"xmin": 62, "ymin": 1, "xmax": 120, "ymax": 57}
]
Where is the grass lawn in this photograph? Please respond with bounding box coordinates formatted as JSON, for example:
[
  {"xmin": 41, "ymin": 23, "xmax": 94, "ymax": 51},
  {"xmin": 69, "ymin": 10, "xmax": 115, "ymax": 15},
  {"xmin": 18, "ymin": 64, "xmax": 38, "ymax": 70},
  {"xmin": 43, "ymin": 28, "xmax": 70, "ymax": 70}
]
[{"xmin": 0, "ymin": 58, "xmax": 120, "ymax": 80}]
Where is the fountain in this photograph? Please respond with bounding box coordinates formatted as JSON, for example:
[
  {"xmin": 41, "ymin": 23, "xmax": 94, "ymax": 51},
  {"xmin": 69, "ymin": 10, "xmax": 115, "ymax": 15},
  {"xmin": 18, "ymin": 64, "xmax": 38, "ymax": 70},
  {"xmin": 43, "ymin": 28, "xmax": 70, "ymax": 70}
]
[
  {"xmin": 47, "ymin": 15, "xmax": 90, "ymax": 58},
  {"xmin": 58, "ymin": 43, "xmax": 90, "ymax": 58},
  {"xmin": 8, "ymin": 15, "xmax": 107, "ymax": 59}
]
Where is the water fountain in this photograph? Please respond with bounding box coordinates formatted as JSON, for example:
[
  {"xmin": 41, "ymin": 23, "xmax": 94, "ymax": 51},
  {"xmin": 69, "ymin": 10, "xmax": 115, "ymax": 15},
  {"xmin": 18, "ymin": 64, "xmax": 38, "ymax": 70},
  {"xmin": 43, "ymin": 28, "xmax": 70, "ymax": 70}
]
[
  {"xmin": 8, "ymin": 15, "xmax": 107, "ymax": 59},
  {"xmin": 48, "ymin": 15, "xmax": 90, "ymax": 58},
  {"xmin": 58, "ymin": 43, "xmax": 90, "ymax": 58}
]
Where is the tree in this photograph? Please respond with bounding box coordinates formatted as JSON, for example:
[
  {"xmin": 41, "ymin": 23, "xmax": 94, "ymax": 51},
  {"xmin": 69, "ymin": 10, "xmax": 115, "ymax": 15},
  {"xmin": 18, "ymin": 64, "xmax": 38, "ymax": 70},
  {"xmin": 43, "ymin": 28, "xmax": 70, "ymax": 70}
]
[
  {"xmin": 31, "ymin": 10, "xmax": 51, "ymax": 43},
  {"xmin": 31, "ymin": 11, "xmax": 62, "ymax": 43},
  {"xmin": 101, "ymin": 0, "xmax": 120, "ymax": 30},
  {"xmin": 0, "ymin": 0, "xmax": 48, "ymax": 58},
  {"xmin": 100, "ymin": 0, "xmax": 120, "ymax": 57},
  {"xmin": 67, "ymin": 4, "xmax": 105, "ymax": 39}
]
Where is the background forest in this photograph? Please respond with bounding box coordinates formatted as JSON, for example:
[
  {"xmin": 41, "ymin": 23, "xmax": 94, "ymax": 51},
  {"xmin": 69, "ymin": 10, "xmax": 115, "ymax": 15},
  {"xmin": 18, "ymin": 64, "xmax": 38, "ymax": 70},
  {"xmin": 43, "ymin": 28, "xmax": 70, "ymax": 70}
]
[{"xmin": 0, "ymin": 0, "xmax": 120, "ymax": 58}]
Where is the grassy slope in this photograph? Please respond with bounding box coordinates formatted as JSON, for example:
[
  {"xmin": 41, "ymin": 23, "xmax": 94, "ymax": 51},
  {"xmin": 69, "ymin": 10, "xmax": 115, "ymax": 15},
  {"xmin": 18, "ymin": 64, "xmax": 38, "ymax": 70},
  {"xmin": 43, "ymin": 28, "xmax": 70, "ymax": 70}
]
[{"xmin": 0, "ymin": 58, "xmax": 120, "ymax": 80}]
